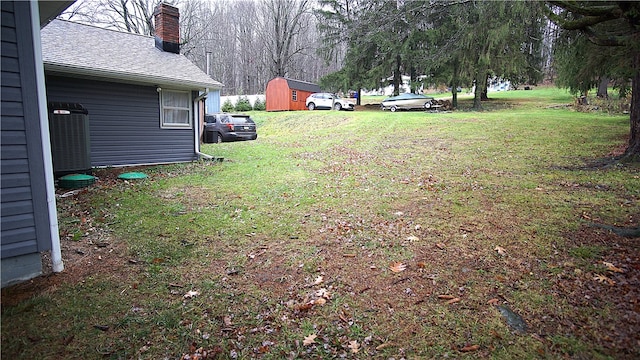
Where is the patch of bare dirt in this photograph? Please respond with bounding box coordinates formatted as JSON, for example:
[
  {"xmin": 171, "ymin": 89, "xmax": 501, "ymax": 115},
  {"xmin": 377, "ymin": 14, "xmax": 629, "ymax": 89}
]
[
  {"xmin": 1, "ymin": 235, "xmax": 130, "ymax": 309},
  {"xmin": 1, "ymin": 167, "xmax": 145, "ymax": 308}
]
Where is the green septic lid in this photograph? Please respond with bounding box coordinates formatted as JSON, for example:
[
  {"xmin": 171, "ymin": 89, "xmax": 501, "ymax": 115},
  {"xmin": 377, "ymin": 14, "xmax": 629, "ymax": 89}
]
[
  {"xmin": 60, "ymin": 174, "xmax": 95, "ymax": 181},
  {"xmin": 58, "ymin": 174, "xmax": 96, "ymax": 189},
  {"xmin": 118, "ymin": 172, "xmax": 148, "ymax": 180}
]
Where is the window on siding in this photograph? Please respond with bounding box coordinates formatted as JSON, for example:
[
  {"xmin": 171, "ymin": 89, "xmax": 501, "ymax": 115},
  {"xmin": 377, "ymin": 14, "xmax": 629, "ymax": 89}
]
[
  {"xmin": 292, "ymin": 90, "xmax": 298, "ymax": 101},
  {"xmin": 160, "ymin": 90, "xmax": 192, "ymax": 128}
]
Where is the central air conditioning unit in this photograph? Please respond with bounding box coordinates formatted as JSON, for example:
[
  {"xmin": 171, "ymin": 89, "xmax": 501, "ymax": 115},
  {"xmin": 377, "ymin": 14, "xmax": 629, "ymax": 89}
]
[{"xmin": 48, "ymin": 102, "xmax": 91, "ymax": 175}]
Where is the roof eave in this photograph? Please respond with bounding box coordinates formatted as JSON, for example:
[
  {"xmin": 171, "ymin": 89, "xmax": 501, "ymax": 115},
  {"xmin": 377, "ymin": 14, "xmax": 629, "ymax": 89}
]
[{"xmin": 44, "ymin": 63, "xmax": 224, "ymax": 91}]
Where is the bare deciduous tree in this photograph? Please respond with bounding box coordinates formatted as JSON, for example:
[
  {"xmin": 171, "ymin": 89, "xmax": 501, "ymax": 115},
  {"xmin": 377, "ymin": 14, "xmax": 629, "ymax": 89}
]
[
  {"xmin": 59, "ymin": 0, "xmax": 342, "ymax": 95},
  {"xmin": 260, "ymin": 0, "xmax": 312, "ymax": 78},
  {"xmin": 60, "ymin": 0, "xmax": 161, "ymax": 35}
]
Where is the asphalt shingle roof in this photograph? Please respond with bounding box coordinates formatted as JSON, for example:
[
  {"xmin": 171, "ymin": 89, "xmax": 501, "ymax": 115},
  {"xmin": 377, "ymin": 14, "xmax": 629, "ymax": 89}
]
[
  {"xmin": 41, "ymin": 20, "xmax": 223, "ymax": 90},
  {"xmin": 284, "ymin": 78, "xmax": 321, "ymax": 93}
]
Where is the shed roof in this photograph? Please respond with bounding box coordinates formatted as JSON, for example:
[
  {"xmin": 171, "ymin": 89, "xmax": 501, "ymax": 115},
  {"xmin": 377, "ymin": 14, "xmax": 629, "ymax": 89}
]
[
  {"xmin": 282, "ymin": 78, "xmax": 321, "ymax": 93},
  {"xmin": 41, "ymin": 20, "xmax": 223, "ymax": 90}
]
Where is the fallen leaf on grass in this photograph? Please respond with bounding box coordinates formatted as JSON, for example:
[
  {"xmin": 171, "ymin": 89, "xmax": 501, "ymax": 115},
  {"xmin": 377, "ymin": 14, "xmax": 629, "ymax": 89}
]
[
  {"xmin": 348, "ymin": 340, "xmax": 360, "ymax": 353},
  {"xmin": 376, "ymin": 342, "xmax": 394, "ymax": 350},
  {"xmin": 313, "ymin": 275, "xmax": 324, "ymax": 285},
  {"xmin": 417, "ymin": 261, "xmax": 426, "ymax": 268},
  {"xmin": 593, "ymin": 274, "xmax": 616, "ymax": 285},
  {"xmin": 314, "ymin": 298, "xmax": 327, "ymax": 305},
  {"xmin": 487, "ymin": 298, "xmax": 500, "ymax": 305},
  {"xmin": 303, "ymin": 334, "xmax": 317, "ymax": 346},
  {"xmin": 603, "ymin": 261, "xmax": 625, "ymax": 273},
  {"xmin": 460, "ymin": 344, "xmax": 480, "ymax": 352},
  {"xmin": 446, "ymin": 297, "xmax": 461, "ymax": 304},
  {"xmin": 295, "ymin": 303, "xmax": 314, "ymax": 311},
  {"xmin": 184, "ymin": 290, "xmax": 199, "ymax": 299},
  {"xmin": 494, "ymin": 246, "xmax": 507, "ymax": 256},
  {"xmin": 223, "ymin": 315, "xmax": 233, "ymax": 326},
  {"xmin": 390, "ymin": 262, "xmax": 407, "ymax": 273},
  {"xmin": 315, "ymin": 288, "xmax": 331, "ymax": 299},
  {"xmin": 437, "ymin": 294, "xmax": 455, "ymax": 300},
  {"xmin": 406, "ymin": 235, "xmax": 419, "ymax": 242},
  {"xmin": 435, "ymin": 243, "xmax": 446, "ymax": 249},
  {"xmin": 343, "ymin": 253, "xmax": 356, "ymax": 258}
]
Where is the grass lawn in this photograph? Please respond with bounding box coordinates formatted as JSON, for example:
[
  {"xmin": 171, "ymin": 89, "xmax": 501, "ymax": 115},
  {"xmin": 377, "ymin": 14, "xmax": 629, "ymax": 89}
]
[{"xmin": 2, "ymin": 87, "xmax": 638, "ymax": 359}]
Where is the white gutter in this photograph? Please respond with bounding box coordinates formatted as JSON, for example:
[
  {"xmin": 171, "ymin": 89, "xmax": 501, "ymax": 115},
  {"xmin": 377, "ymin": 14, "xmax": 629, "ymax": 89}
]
[
  {"xmin": 31, "ymin": 1, "xmax": 63, "ymax": 273},
  {"xmin": 194, "ymin": 90, "xmax": 214, "ymax": 160}
]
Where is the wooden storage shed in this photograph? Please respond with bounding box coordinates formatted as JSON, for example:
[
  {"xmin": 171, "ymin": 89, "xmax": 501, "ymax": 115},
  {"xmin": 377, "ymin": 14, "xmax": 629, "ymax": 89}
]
[{"xmin": 266, "ymin": 77, "xmax": 321, "ymax": 111}]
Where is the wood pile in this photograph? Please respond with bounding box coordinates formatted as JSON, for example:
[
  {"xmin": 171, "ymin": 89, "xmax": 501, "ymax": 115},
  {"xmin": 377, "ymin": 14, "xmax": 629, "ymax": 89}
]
[{"xmin": 430, "ymin": 99, "xmax": 453, "ymax": 111}]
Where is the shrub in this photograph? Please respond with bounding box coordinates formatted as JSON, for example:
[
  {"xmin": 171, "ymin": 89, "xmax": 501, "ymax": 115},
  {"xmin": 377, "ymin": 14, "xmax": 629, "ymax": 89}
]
[
  {"xmin": 253, "ymin": 97, "xmax": 266, "ymax": 111},
  {"xmin": 235, "ymin": 96, "xmax": 252, "ymax": 112},
  {"xmin": 221, "ymin": 99, "xmax": 234, "ymax": 112}
]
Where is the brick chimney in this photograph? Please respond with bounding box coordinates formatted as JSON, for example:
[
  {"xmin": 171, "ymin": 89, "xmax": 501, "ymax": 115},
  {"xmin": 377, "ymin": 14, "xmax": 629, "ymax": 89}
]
[{"xmin": 154, "ymin": 3, "xmax": 180, "ymax": 54}]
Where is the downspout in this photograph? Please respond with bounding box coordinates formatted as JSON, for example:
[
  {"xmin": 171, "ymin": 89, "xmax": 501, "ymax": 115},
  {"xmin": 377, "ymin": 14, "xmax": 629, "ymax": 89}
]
[
  {"xmin": 195, "ymin": 50, "xmax": 215, "ymax": 160},
  {"xmin": 194, "ymin": 89, "xmax": 214, "ymax": 160},
  {"xmin": 31, "ymin": 1, "xmax": 63, "ymax": 272}
]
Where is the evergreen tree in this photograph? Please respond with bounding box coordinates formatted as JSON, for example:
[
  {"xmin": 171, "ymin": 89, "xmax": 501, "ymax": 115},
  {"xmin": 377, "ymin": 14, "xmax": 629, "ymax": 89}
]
[
  {"xmin": 317, "ymin": 1, "xmax": 544, "ymax": 109},
  {"xmin": 546, "ymin": 1, "xmax": 640, "ymax": 160}
]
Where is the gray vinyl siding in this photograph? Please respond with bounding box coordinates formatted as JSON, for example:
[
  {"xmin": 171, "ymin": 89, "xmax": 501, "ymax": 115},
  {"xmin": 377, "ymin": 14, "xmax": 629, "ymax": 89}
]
[
  {"xmin": 1, "ymin": 1, "xmax": 51, "ymax": 285},
  {"xmin": 45, "ymin": 75, "xmax": 197, "ymax": 167}
]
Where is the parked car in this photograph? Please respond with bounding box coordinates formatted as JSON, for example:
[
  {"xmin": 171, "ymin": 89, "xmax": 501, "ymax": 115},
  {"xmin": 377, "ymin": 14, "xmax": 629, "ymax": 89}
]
[
  {"xmin": 381, "ymin": 93, "xmax": 435, "ymax": 112},
  {"xmin": 306, "ymin": 93, "xmax": 355, "ymax": 111},
  {"xmin": 203, "ymin": 113, "xmax": 257, "ymax": 143}
]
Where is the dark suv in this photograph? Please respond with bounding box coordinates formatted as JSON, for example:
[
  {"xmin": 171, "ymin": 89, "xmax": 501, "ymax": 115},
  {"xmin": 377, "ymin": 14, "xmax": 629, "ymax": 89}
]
[{"xmin": 203, "ymin": 113, "xmax": 257, "ymax": 143}]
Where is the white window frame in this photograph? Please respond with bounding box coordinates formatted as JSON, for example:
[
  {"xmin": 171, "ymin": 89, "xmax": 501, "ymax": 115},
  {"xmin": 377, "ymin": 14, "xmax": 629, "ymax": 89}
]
[{"xmin": 160, "ymin": 89, "xmax": 192, "ymax": 129}]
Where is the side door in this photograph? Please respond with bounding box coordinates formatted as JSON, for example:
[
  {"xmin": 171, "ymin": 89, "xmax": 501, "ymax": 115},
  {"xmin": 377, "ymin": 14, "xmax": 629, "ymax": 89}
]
[{"xmin": 318, "ymin": 93, "xmax": 334, "ymax": 109}]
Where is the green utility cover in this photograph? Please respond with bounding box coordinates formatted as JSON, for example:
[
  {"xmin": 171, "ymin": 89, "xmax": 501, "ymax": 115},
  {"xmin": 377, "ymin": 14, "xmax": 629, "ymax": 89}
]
[
  {"xmin": 118, "ymin": 172, "xmax": 148, "ymax": 180},
  {"xmin": 58, "ymin": 174, "xmax": 96, "ymax": 189}
]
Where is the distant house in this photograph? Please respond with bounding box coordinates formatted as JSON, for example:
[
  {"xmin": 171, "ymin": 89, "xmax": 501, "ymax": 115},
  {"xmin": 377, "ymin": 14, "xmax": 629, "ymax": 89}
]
[
  {"xmin": 0, "ymin": 1, "xmax": 222, "ymax": 287},
  {"xmin": 41, "ymin": 4, "xmax": 223, "ymax": 167},
  {"xmin": 265, "ymin": 77, "xmax": 320, "ymax": 111}
]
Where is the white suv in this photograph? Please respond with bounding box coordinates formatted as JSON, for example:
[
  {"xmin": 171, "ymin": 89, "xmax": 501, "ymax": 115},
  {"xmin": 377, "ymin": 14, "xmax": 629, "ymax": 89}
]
[{"xmin": 305, "ymin": 93, "xmax": 355, "ymax": 111}]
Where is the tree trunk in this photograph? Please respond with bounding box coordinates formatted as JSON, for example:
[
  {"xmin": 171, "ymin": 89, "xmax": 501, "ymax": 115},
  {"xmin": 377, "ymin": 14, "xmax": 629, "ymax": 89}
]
[
  {"xmin": 393, "ymin": 55, "xmax": 401, "ymax": 96},
  {"xmin": 452, "ymin": 87, "xmax": 458, "ymax": 108},
  {"xmin": 597, "ymin": 76, "xmax": 609, "ymax": 98},
  {"xmin": 481, "ymin": 73, "xmax": 489, "ymax": 100},
  {"xmin": 623, "ymin": 54, "xmax": 640, "ymax": 160},
  {"xmin": 473, "ymin": 67, "xmax": 485, "ymax": 109},
  {"xmin": 451, "ymin": 57, "xmax": 459, "ymax": 108},
  {"xmin": 410, "ymin": 66, "xmax": 418, "ymax": 94}
]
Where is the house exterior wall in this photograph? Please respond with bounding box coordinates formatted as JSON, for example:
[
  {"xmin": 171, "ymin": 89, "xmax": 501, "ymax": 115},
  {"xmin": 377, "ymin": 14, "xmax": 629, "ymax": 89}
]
[
  {"xmin": 45, "ymin": 75, "xmax": 198, "ymax": 167},
  {"xmin": 205, "ymin": 89, "xmax": 221, "ymax": 114},
  {"xmin": 1, "ymin": 1, "xmax": 53, "ymax": 287}
]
